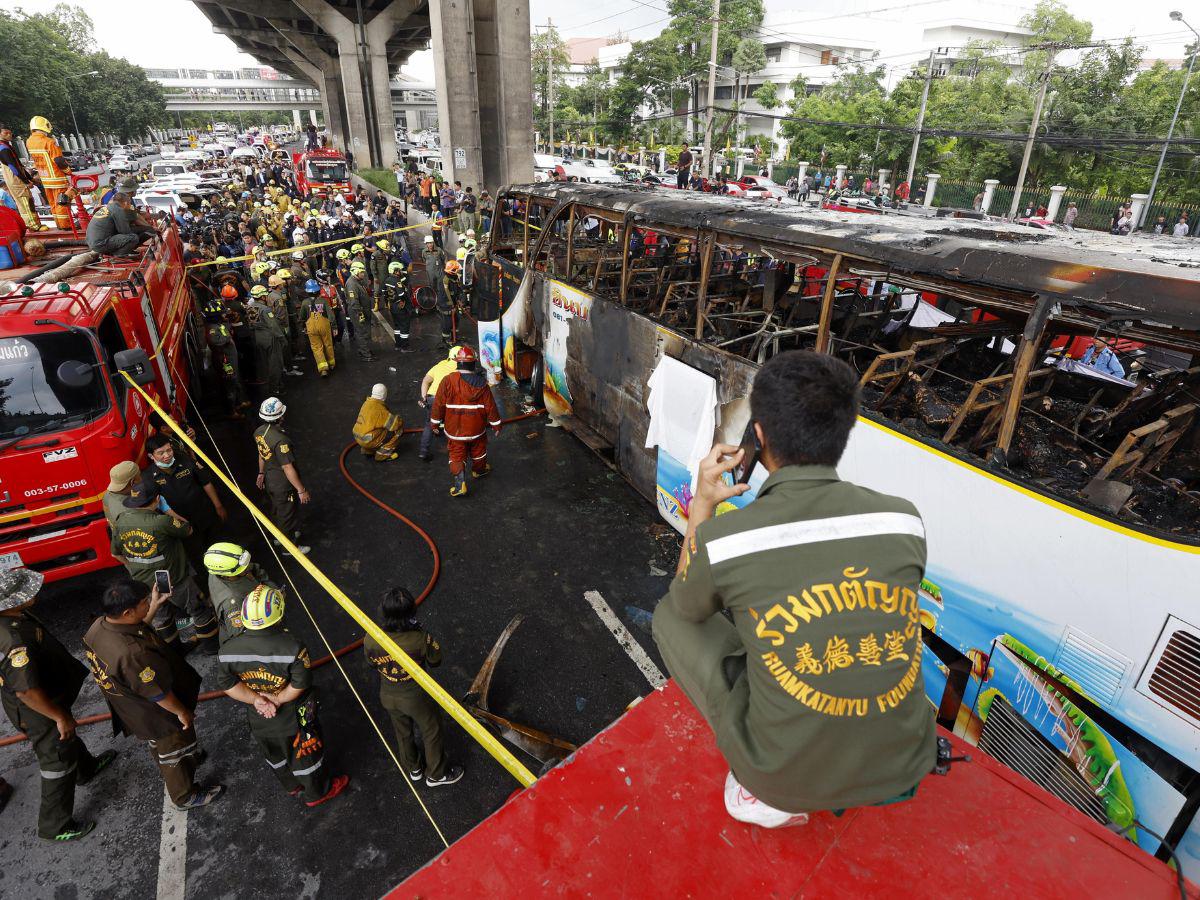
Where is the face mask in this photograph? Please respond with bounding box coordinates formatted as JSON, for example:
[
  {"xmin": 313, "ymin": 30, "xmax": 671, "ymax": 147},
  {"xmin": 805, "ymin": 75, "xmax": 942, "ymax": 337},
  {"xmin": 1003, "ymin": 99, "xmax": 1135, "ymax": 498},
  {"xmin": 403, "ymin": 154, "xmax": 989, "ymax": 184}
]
[{"xmin": 154, "ymin": 456, "xmax": 174, "ymax": 469}]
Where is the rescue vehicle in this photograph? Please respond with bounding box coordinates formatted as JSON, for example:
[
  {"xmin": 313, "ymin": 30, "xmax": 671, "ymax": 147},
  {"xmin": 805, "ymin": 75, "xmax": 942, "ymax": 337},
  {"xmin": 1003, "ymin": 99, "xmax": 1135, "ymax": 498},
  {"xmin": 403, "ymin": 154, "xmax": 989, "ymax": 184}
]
[
  {"xmin": 0, "ymin": 224, "xmax": 202, "ymax": 581},
  {"xmin": 293, "ymin": 148, "xmax": 351, "ymax": 199}
]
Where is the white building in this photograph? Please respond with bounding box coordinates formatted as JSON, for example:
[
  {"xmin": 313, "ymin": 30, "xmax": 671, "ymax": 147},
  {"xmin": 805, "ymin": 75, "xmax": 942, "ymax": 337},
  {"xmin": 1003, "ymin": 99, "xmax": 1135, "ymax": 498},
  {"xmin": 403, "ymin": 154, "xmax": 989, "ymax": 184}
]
[{"xmin": 918, "ymin": 19, "xmax": 1033, "ymax": 77}]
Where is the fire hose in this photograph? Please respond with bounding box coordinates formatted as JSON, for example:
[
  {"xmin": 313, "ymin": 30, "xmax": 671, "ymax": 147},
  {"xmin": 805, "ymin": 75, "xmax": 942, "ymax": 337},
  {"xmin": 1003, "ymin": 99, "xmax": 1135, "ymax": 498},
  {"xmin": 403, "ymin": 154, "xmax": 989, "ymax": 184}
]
[{"xmin": 0, "ymin": 409, "xmax": 545, "ymax": 750}]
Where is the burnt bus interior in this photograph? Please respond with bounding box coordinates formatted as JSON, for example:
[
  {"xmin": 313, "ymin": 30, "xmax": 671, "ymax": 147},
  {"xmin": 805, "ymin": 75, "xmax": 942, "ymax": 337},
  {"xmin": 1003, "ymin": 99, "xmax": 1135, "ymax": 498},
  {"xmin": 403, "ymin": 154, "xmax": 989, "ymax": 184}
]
[{"xmin": 486, "ymin": 184, "xmax": 1200, "ymax": 541}]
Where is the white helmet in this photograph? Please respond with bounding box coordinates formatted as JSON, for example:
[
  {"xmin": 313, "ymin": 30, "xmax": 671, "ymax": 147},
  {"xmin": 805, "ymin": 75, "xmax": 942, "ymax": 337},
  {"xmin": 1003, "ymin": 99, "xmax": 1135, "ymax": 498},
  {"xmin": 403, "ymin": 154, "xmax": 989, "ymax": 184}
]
[
  {"xmin": 291, "ymin": 250, "xmax": 304, "ymax": 260},
  {"xmin": 259, "ymin": 397, "xmax": 286, "ymax": 421},
  {"xmin": 370, "ymin": 383, "xmax": 387, "ymax": 401}
]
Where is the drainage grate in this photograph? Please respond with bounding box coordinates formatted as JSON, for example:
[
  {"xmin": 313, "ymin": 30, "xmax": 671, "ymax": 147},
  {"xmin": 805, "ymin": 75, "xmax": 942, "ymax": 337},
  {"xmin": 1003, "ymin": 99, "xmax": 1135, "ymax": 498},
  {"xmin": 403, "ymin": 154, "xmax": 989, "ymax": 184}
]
[{"xmin": 979, "ymin": 695, "xmax": 1109, "ymax": 826}]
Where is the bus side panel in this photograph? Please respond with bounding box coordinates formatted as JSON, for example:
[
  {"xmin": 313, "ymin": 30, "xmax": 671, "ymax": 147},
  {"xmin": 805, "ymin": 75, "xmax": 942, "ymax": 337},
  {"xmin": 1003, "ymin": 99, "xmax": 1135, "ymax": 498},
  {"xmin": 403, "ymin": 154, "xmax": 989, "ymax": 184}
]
[{"xmin": 508, "ymin": 267, "xmax": 1200, "ymax": 868}]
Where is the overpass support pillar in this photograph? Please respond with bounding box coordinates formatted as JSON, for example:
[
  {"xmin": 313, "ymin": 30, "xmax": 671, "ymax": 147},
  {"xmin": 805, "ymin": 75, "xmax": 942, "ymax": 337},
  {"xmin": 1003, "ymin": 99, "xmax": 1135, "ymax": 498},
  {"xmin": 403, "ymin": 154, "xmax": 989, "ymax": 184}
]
[
  {"xmin": 293, "ymin": 0, "xmax": 400, "ymax": 169},
  {"xmin": 282, "ymin": 46, "xmax": 349, "ymax": 153},
  {"xmin": 429, "ymin": 0, "xmax": 533, "ymax": 192},
  {"xmin": 292, "ymin": 109, "xmax": 303, "ymax": 129}
]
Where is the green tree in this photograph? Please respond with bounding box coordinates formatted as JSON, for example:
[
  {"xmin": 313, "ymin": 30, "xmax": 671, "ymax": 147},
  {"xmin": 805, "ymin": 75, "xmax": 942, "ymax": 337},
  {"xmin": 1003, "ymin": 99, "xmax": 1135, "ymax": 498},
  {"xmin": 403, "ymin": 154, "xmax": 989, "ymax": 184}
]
[
  {"xmin": 531, "ymin": 30, "xmax": 571, "ymax": 138},
  {"xmin": 752, "ymin": 80, "xmax": 780, "ymax": 110}
]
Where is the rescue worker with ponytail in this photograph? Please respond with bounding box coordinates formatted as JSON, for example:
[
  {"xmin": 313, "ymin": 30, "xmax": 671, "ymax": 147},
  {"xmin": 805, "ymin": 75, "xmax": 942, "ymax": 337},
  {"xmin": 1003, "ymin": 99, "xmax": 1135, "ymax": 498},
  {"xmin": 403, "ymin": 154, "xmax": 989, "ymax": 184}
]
[
  {"xmin": 25, "ymin": 116, "xmax": 73, "ymax": 230},
  {"xmin": 363, "ymin": 586, "xmax": 463, "ymax": 786},
  {"xmin": 300, "ymin": 278, "xmax": 336, "ymax": 376},
  {"xmin": 430, "ymin": 346, "xmax": 502, "ymax": 497},
  {"xmin": 216, "ymin": 587, "xmax": 349, "ymax": 807}
]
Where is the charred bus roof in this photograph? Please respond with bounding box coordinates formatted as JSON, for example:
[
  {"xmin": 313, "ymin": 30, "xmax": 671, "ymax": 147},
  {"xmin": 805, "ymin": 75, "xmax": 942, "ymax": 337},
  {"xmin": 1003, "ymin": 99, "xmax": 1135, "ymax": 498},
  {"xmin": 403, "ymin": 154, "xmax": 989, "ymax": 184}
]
[{"xmin": 511, "ymin": 182, "xmax": 1200, "ymax": 349}]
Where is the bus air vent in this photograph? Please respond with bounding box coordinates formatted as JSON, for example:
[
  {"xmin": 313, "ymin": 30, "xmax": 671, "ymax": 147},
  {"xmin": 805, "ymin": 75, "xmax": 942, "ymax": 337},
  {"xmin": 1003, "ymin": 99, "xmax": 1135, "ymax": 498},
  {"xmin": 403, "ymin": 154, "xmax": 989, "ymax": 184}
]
[
  {"xmin": 1053, "ymin": 627, "xmax": 1131, "ymax": 706},
  {"xmin": 1136, "ymin": 616, "xmax": 1200, "ymax": 727}
]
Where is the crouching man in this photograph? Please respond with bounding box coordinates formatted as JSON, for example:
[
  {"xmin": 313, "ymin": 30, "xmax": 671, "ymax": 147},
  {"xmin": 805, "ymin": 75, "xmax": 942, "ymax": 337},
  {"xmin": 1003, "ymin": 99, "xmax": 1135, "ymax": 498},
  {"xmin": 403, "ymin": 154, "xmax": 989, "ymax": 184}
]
[{"xmin": 652, "ymin": 350, "xmax": 935, "ymax": 827}]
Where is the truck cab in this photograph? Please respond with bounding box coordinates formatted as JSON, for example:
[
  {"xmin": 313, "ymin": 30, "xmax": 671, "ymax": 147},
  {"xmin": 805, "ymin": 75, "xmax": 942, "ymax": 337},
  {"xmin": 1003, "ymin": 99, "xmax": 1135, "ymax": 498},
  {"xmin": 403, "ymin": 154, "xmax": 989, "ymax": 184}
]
[
  {"xmin": 293, "ymin": 149, "xmax": 351, "ymax": 199},
  {"xmin": 0, "ymin": 227, "xmax": 199, "ymax": 580}
]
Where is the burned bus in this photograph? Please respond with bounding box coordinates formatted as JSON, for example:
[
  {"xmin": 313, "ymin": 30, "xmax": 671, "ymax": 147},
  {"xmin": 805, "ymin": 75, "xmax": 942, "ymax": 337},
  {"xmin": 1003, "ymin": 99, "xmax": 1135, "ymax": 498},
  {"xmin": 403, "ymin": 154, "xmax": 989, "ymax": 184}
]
[{"xmin": 479, "ymin": 182, "xmax": 1200, "ymax": 869}]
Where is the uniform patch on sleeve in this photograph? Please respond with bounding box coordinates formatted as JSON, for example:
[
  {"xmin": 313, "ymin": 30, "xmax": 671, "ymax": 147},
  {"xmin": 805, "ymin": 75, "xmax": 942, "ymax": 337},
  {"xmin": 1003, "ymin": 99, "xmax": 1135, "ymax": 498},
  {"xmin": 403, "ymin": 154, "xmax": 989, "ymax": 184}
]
[
  {"xmin": 278, "ymin": 443, "xmax": 290, "ymax": 454},
  {"xmin": 139, "ymin": 666, "xmax": 156, "ymax": 683},
  {"xmin": 298, "ymin": 648, "xmax": 310, "ymax": 668},
  {"xmin": 8, "ymin": 647, "xmax": 29, "ymax": 668}
]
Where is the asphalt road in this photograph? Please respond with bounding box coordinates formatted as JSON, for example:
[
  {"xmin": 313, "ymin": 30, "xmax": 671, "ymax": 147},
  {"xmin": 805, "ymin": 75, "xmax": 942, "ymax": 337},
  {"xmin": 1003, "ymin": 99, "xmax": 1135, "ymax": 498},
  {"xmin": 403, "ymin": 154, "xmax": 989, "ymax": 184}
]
[{"xmin": 0, "ymin": 299, "xmax": 679, "ymax": 898}]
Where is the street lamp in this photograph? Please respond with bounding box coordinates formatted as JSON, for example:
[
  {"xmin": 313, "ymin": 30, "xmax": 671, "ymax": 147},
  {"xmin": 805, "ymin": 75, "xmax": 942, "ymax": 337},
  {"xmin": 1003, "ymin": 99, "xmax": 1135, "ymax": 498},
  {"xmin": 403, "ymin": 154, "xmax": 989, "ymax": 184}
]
[
  {"xmin": 63, "ymin": 70, "xmax": 100, "ymax": 148},
  {"xmin": 1141, "ymin": 12, "xmax": 1197, "ymax": 229}
]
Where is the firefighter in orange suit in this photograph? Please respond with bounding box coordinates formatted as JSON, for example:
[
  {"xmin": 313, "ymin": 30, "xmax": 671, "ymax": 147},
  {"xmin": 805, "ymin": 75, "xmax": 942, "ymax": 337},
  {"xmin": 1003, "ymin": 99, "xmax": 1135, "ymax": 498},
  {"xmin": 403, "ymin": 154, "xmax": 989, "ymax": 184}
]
[
  {"xmin": 430, "ymin": 346, "xmax": 501, "ymax": 497},
  {"xmin": 26, "ymin": 117, "xmax": 73, "ymax": 230}
]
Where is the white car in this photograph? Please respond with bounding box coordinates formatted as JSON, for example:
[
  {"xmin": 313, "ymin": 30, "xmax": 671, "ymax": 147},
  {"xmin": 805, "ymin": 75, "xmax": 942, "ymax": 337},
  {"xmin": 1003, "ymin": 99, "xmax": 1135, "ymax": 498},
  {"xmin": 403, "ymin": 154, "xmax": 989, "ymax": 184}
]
[{"xmin": 107, "ymin": 154, "xmax": 134, "ymax": 172}]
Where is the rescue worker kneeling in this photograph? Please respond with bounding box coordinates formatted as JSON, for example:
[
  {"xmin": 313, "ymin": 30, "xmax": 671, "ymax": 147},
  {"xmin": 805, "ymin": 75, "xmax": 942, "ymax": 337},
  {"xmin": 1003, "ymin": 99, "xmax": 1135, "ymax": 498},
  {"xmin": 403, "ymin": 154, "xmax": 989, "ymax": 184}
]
[
  {"xmin": 215, "ymin": 586, "xmax": 349, "ymax": 807},
  {"xmin": 430, "ymin": 345, "xmax": 502, "ymax": 497},
  {"xmin": 353, "ymin": 383, "xmax": 403, "ymax": 461}
]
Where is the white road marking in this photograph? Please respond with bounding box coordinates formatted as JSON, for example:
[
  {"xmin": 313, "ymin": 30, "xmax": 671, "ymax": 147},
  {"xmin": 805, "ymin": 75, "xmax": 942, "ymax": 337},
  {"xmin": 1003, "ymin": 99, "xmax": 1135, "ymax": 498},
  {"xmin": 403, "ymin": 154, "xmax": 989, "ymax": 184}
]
[
  {"xmin": 584, "ymin": 590, "xmax": 666, "ymax": 689},
  {"xmin": 156, "ymin": 791, "xmax": 187, "ymax": 900}
]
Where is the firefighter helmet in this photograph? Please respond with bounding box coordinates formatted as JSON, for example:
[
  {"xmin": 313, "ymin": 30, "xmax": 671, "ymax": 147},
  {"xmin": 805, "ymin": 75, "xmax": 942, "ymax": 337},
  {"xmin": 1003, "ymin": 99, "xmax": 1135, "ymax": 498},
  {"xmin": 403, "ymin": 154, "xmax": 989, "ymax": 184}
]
[
  {"xmin": 220, "ymin": 284, "xmax": 238, "ymax": 299},
  {"xmin": 268, "ymin": 274, "xmax": 283, "ymax": 288},
  {"xmin": 291, "ymin": 250, "xmax": 304, "ymax": 260},
  {"xmin": 28, "ymin": 115, "xmax": 52, "ymax": 133},
  {"xmin": 377, "ymin": 239, "xmax": 390, "ymax": 251},
  {"xmin": 277, "ymin": 268, "xmax": 292, "ymax": 279},
  {"xmin": 242, "ymin": 585, "xmax": 284, "ymax": 630},
  {"xmin": 387, "ymin": 261, "xmax": 404, "ymax": 274},
  {"xmin": 351, "ymin": 243, "xmax": 365, "ymax": 254},
  {"xmin": 454, "ymin": 345, "xmax": 477, "ymax": 365},
  {"xmin": 304, "ymin": 278, "xmax": 319, "ymax": 294},
  {"xmin": 456, "ymin": 248, "xmax": 468, "ymax": 262},
  {"xmin": 350, "ymin": 261, "xmax": 366, "ymax": 274},
  {"xmin": 336, "ymin": 248, "xmax": 350, "ymax": 260},
  {"xmin": 204, "ymin": 542, "xmax": 250, "ymax": 577},
  {"xmin": 316, "ymin": 269, "xmax": 330, "ymax": 283},
  {"xmin": 444, "ymin": 260, "xmax": 461, "ymax": 276},
  {"xmin": 250, "ymin": 284, "xmax": 268, "ymax": 297},
  {"xmin": 259, "ymin": 397, "xmax": 286, "ymax": 421}
]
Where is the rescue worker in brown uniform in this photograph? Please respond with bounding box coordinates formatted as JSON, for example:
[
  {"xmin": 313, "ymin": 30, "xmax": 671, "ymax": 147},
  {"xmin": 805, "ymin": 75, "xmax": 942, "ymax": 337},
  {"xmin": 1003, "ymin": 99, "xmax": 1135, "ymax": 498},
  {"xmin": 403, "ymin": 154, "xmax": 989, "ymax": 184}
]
[
  {"xmin": 353, "ymin": 383, "xmax": 403, "ymax": 461},
  {"xmin": 344, "ymin": 260, "xmax": 374, "ymax": 362},
  {"xmin": 140, "ymin": 432, "xmax": 228, "ymax": 586},
  {"xmin": 110, "ymin": 481, "xmax": 218, "ymax": 651},
  {"xmin": 0, "ymin": 568, "xmax": 117, "ymax": 841},
  {"xmin": 247, "ymin": 284, "xmax": 286, "ymax": 396},
  {"xmin": 430, "ymin": 345, "xmax": 502, "ymax": 497},
  {"xmin": 84, "ymin": 578, "xmax": 224, "ymax": 810},
  {"xmin": 363, "ymin": 587, "xmax": 463, "ymax": 786},
  {"xmin": 254, "ymin": 397, "xmax": 312, "ymax": 556},
  {"xmin": 216, "ymin": 587, "xmax": 349, "ymax": 806}
]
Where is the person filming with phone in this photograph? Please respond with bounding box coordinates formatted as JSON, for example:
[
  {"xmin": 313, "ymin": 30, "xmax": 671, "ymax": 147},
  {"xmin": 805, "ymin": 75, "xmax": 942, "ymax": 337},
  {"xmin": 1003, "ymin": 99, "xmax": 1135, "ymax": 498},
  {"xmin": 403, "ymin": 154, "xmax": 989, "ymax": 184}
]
[{"xmin": 652, "ymin": 350, "xmax": 936, "ymax": 829}]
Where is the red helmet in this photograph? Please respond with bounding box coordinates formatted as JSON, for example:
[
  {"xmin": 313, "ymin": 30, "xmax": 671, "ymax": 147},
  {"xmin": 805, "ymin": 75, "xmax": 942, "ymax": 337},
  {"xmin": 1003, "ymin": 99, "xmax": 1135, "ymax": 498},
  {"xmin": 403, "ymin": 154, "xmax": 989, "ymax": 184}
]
[
  {"xmin": 454, "ymin": 346, "xmax": 477, "ymax": 364},
  {"xmin": 220, "ymin": 284, "xmax": 238, "ymax": 299}
]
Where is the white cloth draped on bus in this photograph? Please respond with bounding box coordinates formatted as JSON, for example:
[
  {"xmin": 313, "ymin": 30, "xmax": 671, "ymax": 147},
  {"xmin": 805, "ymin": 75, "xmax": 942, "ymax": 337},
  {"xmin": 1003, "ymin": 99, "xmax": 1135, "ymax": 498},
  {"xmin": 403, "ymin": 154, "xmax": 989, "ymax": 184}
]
[{"xmin": 644, "ymin": 355, "xmax": 719, "ymax": 479}]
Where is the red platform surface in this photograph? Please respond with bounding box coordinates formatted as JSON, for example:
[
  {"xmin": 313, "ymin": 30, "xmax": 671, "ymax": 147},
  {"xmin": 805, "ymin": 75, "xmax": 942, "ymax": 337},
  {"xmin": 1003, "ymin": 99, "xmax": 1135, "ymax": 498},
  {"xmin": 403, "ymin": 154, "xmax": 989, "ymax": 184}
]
[{"xmin": 393, "ymin": 682, "xmax": 1196, "ymax": 899}]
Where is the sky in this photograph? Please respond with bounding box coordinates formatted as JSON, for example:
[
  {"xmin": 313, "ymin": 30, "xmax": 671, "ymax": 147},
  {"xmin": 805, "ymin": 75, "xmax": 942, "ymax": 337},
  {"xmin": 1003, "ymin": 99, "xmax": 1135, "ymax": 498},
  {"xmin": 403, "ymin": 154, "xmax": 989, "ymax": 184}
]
[{"xmin": 10, "ymin": 0, "xmax": 1198, "ymax": 82}]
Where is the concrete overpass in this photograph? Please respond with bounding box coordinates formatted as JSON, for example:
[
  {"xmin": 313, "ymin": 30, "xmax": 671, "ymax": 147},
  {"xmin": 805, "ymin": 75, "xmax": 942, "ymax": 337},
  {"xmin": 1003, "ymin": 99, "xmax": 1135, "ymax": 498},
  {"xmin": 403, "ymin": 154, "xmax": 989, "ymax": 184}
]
[
  {"xmin": 149, "ymin": 69, "xmax": 434, "ymax": 131},
  {"xmin": 190, "ymin": 0, "xmax": 533, "ymax": 189}
]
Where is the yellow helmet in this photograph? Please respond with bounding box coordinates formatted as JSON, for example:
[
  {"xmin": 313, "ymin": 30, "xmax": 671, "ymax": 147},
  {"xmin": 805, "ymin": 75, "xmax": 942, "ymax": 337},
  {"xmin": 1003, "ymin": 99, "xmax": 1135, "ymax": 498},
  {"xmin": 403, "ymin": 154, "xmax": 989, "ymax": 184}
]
[
  {"xmin": 268, "ymin": 274, "xmax": 283, "ymax": 288},
  {"xmin": 277, "ymin": 268, "xmax": 292, "ymax": 279},
  {"xmin": 377, "ymin": 239, "xmax": 390, "ymax": 251},
  {"xmin": 351, "ymin": 243, "xmax": 364, "ymax": 254},
  {"xmin": 242, "ymin": 585, "xmax": 284, "ymax": 630},
  {"xmin": 29, "ymin": 115, "xmax": 52, "ymax": 133},
  {"xmin": 250, "ymin": 284, "xmax": 268, "ymax": 297},
  {"xmin": 204, "ymin": 542, "xmax": 250, "ymax": 576}
]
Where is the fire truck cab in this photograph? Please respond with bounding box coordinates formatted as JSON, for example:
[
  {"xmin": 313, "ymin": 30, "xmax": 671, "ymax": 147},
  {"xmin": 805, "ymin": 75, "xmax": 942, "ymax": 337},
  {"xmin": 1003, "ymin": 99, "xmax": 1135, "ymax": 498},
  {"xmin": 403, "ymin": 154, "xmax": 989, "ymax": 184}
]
[
  {"xmin": 0, "ymin": 226, "xmax": 200, "ymax": 581},
  {"xmin": 293, "ymin": 148, "xmax": 351, "ymax": 200}
]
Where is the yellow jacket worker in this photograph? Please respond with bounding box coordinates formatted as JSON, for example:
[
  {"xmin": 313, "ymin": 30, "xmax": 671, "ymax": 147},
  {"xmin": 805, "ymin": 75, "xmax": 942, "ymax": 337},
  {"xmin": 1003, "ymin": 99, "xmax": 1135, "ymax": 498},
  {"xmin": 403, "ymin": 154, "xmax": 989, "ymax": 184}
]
[{"xmin": 353, "ymin": 384, "xmax": 403, "ymax": 461}]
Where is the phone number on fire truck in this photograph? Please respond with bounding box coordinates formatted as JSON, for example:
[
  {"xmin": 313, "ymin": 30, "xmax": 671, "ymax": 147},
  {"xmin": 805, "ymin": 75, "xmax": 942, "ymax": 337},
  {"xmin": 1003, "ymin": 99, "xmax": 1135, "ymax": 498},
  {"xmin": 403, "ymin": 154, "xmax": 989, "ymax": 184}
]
[{"xmin": 25, "ymin": 480, "xmax": 89, "ymax": 498}]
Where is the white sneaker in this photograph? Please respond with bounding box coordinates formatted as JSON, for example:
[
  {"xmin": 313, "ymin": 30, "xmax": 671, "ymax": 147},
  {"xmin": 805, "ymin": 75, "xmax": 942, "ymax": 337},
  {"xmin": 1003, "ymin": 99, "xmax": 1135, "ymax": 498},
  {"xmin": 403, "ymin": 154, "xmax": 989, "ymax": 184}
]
[{"xmin": 723, "ymin": 771, "xmax": 809, "ymax": 828}]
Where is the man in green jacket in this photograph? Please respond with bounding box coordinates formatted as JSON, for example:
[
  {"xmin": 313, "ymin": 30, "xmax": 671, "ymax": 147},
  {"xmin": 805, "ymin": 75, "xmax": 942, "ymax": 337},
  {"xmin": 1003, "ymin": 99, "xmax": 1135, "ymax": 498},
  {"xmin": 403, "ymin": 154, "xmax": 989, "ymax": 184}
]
[{"xmin": 652, "ymin": 350, "xmax": 935, "ymax": 827}]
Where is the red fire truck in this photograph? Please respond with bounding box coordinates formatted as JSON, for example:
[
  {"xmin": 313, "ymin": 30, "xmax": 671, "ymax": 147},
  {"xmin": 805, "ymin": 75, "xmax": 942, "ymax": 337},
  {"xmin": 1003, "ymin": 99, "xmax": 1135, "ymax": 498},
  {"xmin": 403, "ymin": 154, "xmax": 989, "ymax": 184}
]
[
  {"xmin": 293, "ymin": 148, "xmax": 352, "ymax": 200},
  {"xmin": 0, "ymin": 225, "xmax": 202, "ymax": 581}
]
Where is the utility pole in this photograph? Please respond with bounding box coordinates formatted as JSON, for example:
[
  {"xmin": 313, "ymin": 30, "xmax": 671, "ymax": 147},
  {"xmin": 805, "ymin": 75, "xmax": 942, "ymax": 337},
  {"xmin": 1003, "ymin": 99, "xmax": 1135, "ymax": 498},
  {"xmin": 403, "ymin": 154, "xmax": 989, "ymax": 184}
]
[
  {"xmin": 1008, "ymin": 52, "xmax": 1054, "ymax": 220},
  {"xmin": 1142, "ymin": 12, "xmax": 1199, "ymax": 229},
  {"xmin": 547, "ymin": 18, "xmax": 555, "ymax": 154},
  {"xmin": 701, "ymin": 0, "xmax": 721, "ymax": 178},
  {"xmin": 905, "ymin": 50, "xmax": 936, "ymax": 190}
]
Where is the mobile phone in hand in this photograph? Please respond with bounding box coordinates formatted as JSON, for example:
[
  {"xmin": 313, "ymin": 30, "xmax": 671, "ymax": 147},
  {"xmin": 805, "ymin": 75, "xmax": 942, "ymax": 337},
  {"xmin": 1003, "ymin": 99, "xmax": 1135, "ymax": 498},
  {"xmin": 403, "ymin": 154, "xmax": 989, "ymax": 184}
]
[
  {"xmin": 154, "ymin": 570, "xmax": 172, "ymax": 596},
  {"xmin": 734, "ymin": 421, "xmax": 761, "ymax": 485}
]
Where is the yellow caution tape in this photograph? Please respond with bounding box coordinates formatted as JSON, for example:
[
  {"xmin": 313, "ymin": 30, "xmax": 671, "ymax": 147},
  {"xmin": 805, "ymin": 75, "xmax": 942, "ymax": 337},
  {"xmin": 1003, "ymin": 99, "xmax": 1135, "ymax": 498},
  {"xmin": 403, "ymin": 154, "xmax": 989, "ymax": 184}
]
[
  {"xmin": 186, "ymin": 218, "xmax": 435, "ymax": 270},
  {"xmin": 118, "ymin": 372, "xmax": 538, "ymax": 788}
]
